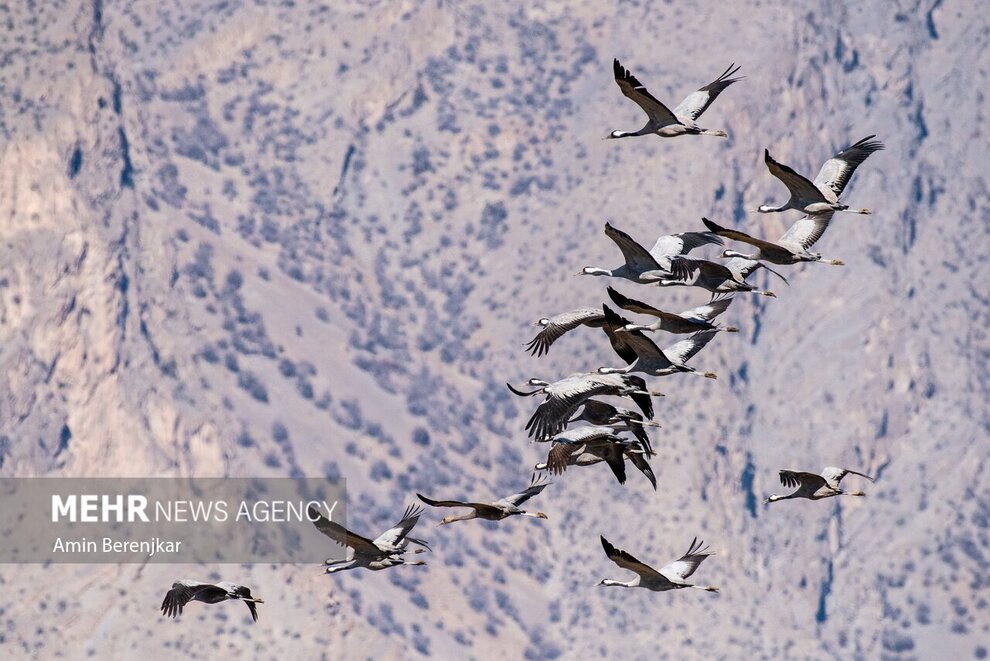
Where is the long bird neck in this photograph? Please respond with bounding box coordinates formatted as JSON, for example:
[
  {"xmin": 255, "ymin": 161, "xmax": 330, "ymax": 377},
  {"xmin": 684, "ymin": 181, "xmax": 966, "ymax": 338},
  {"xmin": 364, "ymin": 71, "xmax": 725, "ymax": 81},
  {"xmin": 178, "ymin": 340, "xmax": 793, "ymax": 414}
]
[
  {"xmin": 441, "ymin": 511, "xmax": 478, "ymax": 525},
  {"xmin": 625, "ymin": 322, "xmax": 658, "ymax": 332},
  {"xmin": 600, "ymin": 579, "xmax": 637, "ymax": 588},
  {"xmin": 723, "ymin": 249, "xmax": 756, "ymax": 260},
  {"xmin": 582, "ymin": 267, "xmax": 612, "ymax": 276}
]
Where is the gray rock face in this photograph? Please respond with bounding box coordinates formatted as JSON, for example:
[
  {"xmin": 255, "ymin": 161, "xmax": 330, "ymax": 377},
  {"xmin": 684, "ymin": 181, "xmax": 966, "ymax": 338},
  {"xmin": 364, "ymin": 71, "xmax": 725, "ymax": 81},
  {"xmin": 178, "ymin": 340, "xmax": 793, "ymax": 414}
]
[{"xmin": 0, "ymin": 1, "xmax": 986, "ymax": 658}]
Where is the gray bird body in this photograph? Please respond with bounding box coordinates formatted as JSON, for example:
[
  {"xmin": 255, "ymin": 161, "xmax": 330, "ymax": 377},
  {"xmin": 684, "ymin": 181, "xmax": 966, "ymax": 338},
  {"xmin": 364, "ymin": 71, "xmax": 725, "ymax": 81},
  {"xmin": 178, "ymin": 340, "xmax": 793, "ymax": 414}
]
[
  {"xmin": 766, "ymin": 467, "xmax": 874, "ymax": 503},
  {"xmin": 507, "ymin": 372, "xmax": 658, "ymax": 440},
  {"xmin": 599, "ymin": 537, "xmax": 718, "ymax": 592},
  {"xmin": 608, "ymin": 287, "xmax": 738, "ymax": 334},
  {"xmin": 540, "ymin": 426, "xmax": 651, "ymax": 487},
  {"xmin": 160, "ymin": 580, "xmax": 263, "ymax": 622},
  {"xmin": 703, "ymin": 216, "xmax": 844, "ymax": 266},
  {"xmin": 579, "ymin": 224, "xmax": 722, "ymax": 283},
  {"xmin": 646, "ymin": 255, "xmax": 782, "ymax": 297},
  {"xmin": 608, "ymin": 60, "xmax": 742, "ymax": 139},
  {"xmin": 310, "ymin": 504, "xmax": 430, "ymax": 573},
  {"xmin": 759, "ymin": 136, "xmax": 884, "ymax": 215},
  {"xmin": 536, "ymin": 434, "xmax": 657, "ymax": 490},
  {"xmin": 598, "ymin": 305, "xmax": 720, "ymax": 379},
  {"xmin": 578, "ymin": 223, "xmax": 669, "ymax": 283},
  {"xmin": 568, "ymin": 399, "xmax": 659, "ymax": 450},
  {"xmin": 418, "ymin": 474, "xmax": 551, "ymax": 524}
]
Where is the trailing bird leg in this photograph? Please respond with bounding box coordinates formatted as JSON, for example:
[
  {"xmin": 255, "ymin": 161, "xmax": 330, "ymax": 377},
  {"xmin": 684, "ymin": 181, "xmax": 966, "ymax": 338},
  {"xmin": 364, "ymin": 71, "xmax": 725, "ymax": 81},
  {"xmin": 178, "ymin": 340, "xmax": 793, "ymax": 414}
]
[{"xmin": 762, "ymin": 263, "xmax": 789, "ymax": 285}]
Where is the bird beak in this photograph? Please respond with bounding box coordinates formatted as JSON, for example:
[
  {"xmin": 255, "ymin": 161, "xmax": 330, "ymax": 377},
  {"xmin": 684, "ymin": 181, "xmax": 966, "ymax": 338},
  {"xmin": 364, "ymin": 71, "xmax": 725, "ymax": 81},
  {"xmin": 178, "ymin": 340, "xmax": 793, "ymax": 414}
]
[
  {"xmin": 537, "ymin": 512, "xmax": 548, "ymax": 519},
  {"xmin": 650, "ymin": 391, "xmax": 665, "ymax": 397},
  {"xmin": 573, "ymin": 271, "xmax": 584, "ymax": 276}
]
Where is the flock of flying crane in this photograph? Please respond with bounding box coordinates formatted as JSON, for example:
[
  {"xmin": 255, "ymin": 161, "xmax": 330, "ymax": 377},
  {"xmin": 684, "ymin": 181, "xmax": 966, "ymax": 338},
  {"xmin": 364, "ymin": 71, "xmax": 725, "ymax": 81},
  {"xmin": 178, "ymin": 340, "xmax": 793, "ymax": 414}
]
[{"xmin": 160, "ymin": 58, "xmax": 884, "ymax": 622}]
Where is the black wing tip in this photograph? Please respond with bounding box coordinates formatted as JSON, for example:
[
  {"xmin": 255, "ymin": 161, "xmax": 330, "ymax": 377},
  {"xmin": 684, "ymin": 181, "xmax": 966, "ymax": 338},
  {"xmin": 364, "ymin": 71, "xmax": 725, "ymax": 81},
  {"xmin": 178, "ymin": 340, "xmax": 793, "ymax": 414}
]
[
  {"xmin": 702, "ymin": 217, "xmax": 723, "ymax": 233},
  {"xmin": 842, "ymin": 135, "xmax": 885, "ymax": 157},
  {"xmin": 601, "ymin": 303, "xmax": 622, "ymax": 323},
  {"xmin": 600, "ymin": 535, "xmax": 615, "ymax": 554},
  {"xmin": 400, "ymin": 503, "xmax": 424, "ymax": 521},
  {"xmin": 714, "ymin": 63, "xmax": 744, "ymax": 85},
  {"xmin": 524, "ymin": 336, "xmax": 548, "ymax": 357},
  {"xmin": 625, "ymin": 374, "xmax": 647, "ymax": 389},
  {"xmin": 606, "ymin": 286, "xmax": 636, "ymax": 310},
  {"xmin": 855, "ymin": 134, "xmax": 883, "ymax": 147},
  {"xmin": 160, "ymin": 593, "xmax": 180, "ymax": 619},
  {"xmin": 703, "ymin": 231, "xmax": 725, "ymax": 246},
  {"xmin": 613, "ymin": 59, "xmax": 631, "ymax": 81},
  {"xmin": 605, "ymin": 221, "xmax": 628, "ymax": 236}
]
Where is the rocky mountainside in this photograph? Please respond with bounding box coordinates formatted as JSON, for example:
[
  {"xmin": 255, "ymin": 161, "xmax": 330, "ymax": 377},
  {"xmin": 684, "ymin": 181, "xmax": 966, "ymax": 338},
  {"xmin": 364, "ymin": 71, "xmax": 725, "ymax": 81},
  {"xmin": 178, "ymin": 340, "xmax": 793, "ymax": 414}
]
[{"xmin": 0, "ymin": 1, "xmax": 987, "ymax": 659}]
